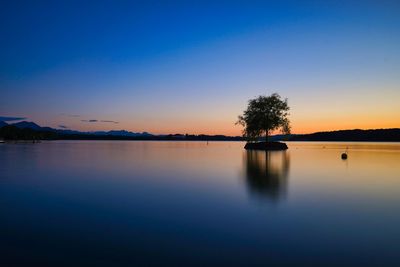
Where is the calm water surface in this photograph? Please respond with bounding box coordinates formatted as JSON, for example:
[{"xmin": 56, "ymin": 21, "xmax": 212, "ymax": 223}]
[{"xmin": 1, "ymin": 141, "xmax": 399, "ymax": 266}]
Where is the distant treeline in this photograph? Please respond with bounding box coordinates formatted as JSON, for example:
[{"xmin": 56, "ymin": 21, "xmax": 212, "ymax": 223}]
[
  {"xmin": 290, "ymin": 129, "xmax": 400, "ymax": 142},
  {"xmin": 58, "ymin": 133, "xmax": 244, "ymax": 141},
  {"xmin": 1, "ymin": 125, "xmax": 400, "ymax": 142}
]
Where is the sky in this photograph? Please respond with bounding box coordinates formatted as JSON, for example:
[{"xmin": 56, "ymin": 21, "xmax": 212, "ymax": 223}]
[{"xmin": 1, "ymin": 0, "xmax": 399, "ymax": 135}]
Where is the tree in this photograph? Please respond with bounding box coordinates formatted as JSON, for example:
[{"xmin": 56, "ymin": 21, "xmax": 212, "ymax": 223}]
[{"xmin": 237, "ymin": 93, "xmax": 291, "ymax": 142}]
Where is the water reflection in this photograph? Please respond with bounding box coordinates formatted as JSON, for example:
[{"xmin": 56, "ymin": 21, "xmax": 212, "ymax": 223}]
[
  {"xmin": 1, "ymin": 142, "xmax": 400, "ymax": 266},
  {"xmin": 243, "ymin": 150, "xmax": 290, "ymax": 201}
]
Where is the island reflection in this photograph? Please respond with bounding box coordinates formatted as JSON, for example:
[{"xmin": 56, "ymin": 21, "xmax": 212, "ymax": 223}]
[{"xmin": 243, "ymin": 150, "xmax": 290, "ymax": 202}]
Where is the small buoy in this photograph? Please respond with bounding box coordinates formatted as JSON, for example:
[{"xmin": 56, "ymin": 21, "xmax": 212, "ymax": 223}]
[{"xmin": 341, "ymin": 153, "xmax": 348, "ymax": 160}]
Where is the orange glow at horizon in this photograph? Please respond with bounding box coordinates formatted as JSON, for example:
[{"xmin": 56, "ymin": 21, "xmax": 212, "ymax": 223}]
[{"xmin": 32, "ymin": 110, "xmax": 399, "ymax": 136}]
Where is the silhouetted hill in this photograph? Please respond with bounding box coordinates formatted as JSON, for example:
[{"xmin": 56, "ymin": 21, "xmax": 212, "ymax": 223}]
[
  {"xmin": 290, "ymin": 129, "xmax": 400, "ymax": 142},
  {"xmin": 12, "ymin": 121, "xmax": 42, "ymax": 130},
  {"xmin": 0, "ymin": 121, "xmax": 8, "ymax": 128},
  {"xmin": 0, "ymin": 125, "xmax": 58, "ymax": 140}
]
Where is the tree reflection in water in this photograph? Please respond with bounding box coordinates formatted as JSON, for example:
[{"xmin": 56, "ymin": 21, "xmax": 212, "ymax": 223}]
[{"xmin": 243, "ymin": 150, "xmax": 290, "ymax": 202}]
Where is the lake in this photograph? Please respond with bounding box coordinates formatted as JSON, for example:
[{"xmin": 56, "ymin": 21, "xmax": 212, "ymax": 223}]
[{"xmin": 1, "ymin": 141, "xmax": 399, "ymax": 266}]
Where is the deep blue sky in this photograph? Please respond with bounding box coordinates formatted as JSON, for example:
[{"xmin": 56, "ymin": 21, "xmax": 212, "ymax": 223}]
[{"xmin": 1, "ymin": 0, "xmax": 399, "ymax": 134}]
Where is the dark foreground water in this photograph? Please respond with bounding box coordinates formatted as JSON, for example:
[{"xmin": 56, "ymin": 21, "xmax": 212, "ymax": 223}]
[{"xmin": 1, "ymin": 141, "xmax": 399, "ymax": 266}]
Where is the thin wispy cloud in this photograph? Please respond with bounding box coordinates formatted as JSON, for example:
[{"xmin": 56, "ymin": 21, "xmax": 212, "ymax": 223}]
[
  {"xmin": 58, "ymin": 125, "xmax": 68, "ymax": 129},
  {"xmin": 101, "ymin": 120, "xmax": 119, "ymax": 124},
  {"xmin": 81, "ymin": 119, "xmax": 119, "ymax": 123},
  {"xmin": 0, "ymin": 116, "xmax": 26, "ymax": 122},
  {"xmin": 60, "ymin": 113, "xmax": 80, "ymax": 117}
]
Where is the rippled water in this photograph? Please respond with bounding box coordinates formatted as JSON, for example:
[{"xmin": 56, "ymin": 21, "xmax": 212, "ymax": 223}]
[{"xmin": 1, "ymin": 141, "xmax": 399, "ymax": 266}]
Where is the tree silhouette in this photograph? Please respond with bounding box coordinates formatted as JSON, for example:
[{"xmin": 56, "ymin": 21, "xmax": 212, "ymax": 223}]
[{"xmin": 237, "ymin": 93, "xmax": 291, "ymax": 142}]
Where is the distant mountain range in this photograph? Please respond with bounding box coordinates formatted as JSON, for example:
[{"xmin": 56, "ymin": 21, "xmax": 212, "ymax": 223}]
[
  {"xmin": 0, "ymin": 121, "xmax": 243, "ymax": 141},
  {"xmin": 0, "ymin": 121, "xmax": 399, "ymax": 141},
  {"xmin": 1, "ymin": 121, "xmax": 153, "ymax": 137}
]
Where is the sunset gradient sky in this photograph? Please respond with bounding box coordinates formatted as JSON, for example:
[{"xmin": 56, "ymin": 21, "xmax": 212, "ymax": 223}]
[{"xmin": 1, "ymin": 0, "xmax": 399, "ymax": 135}]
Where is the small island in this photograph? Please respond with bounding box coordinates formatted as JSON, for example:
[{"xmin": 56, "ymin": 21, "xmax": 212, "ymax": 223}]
[
  {"xmin": 237, "ymin": 93, "xmax": 291, "ymax": 151},
  {"xmin": 244, "ymin": 141, "xmax": 288, "ymax": 151}
]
